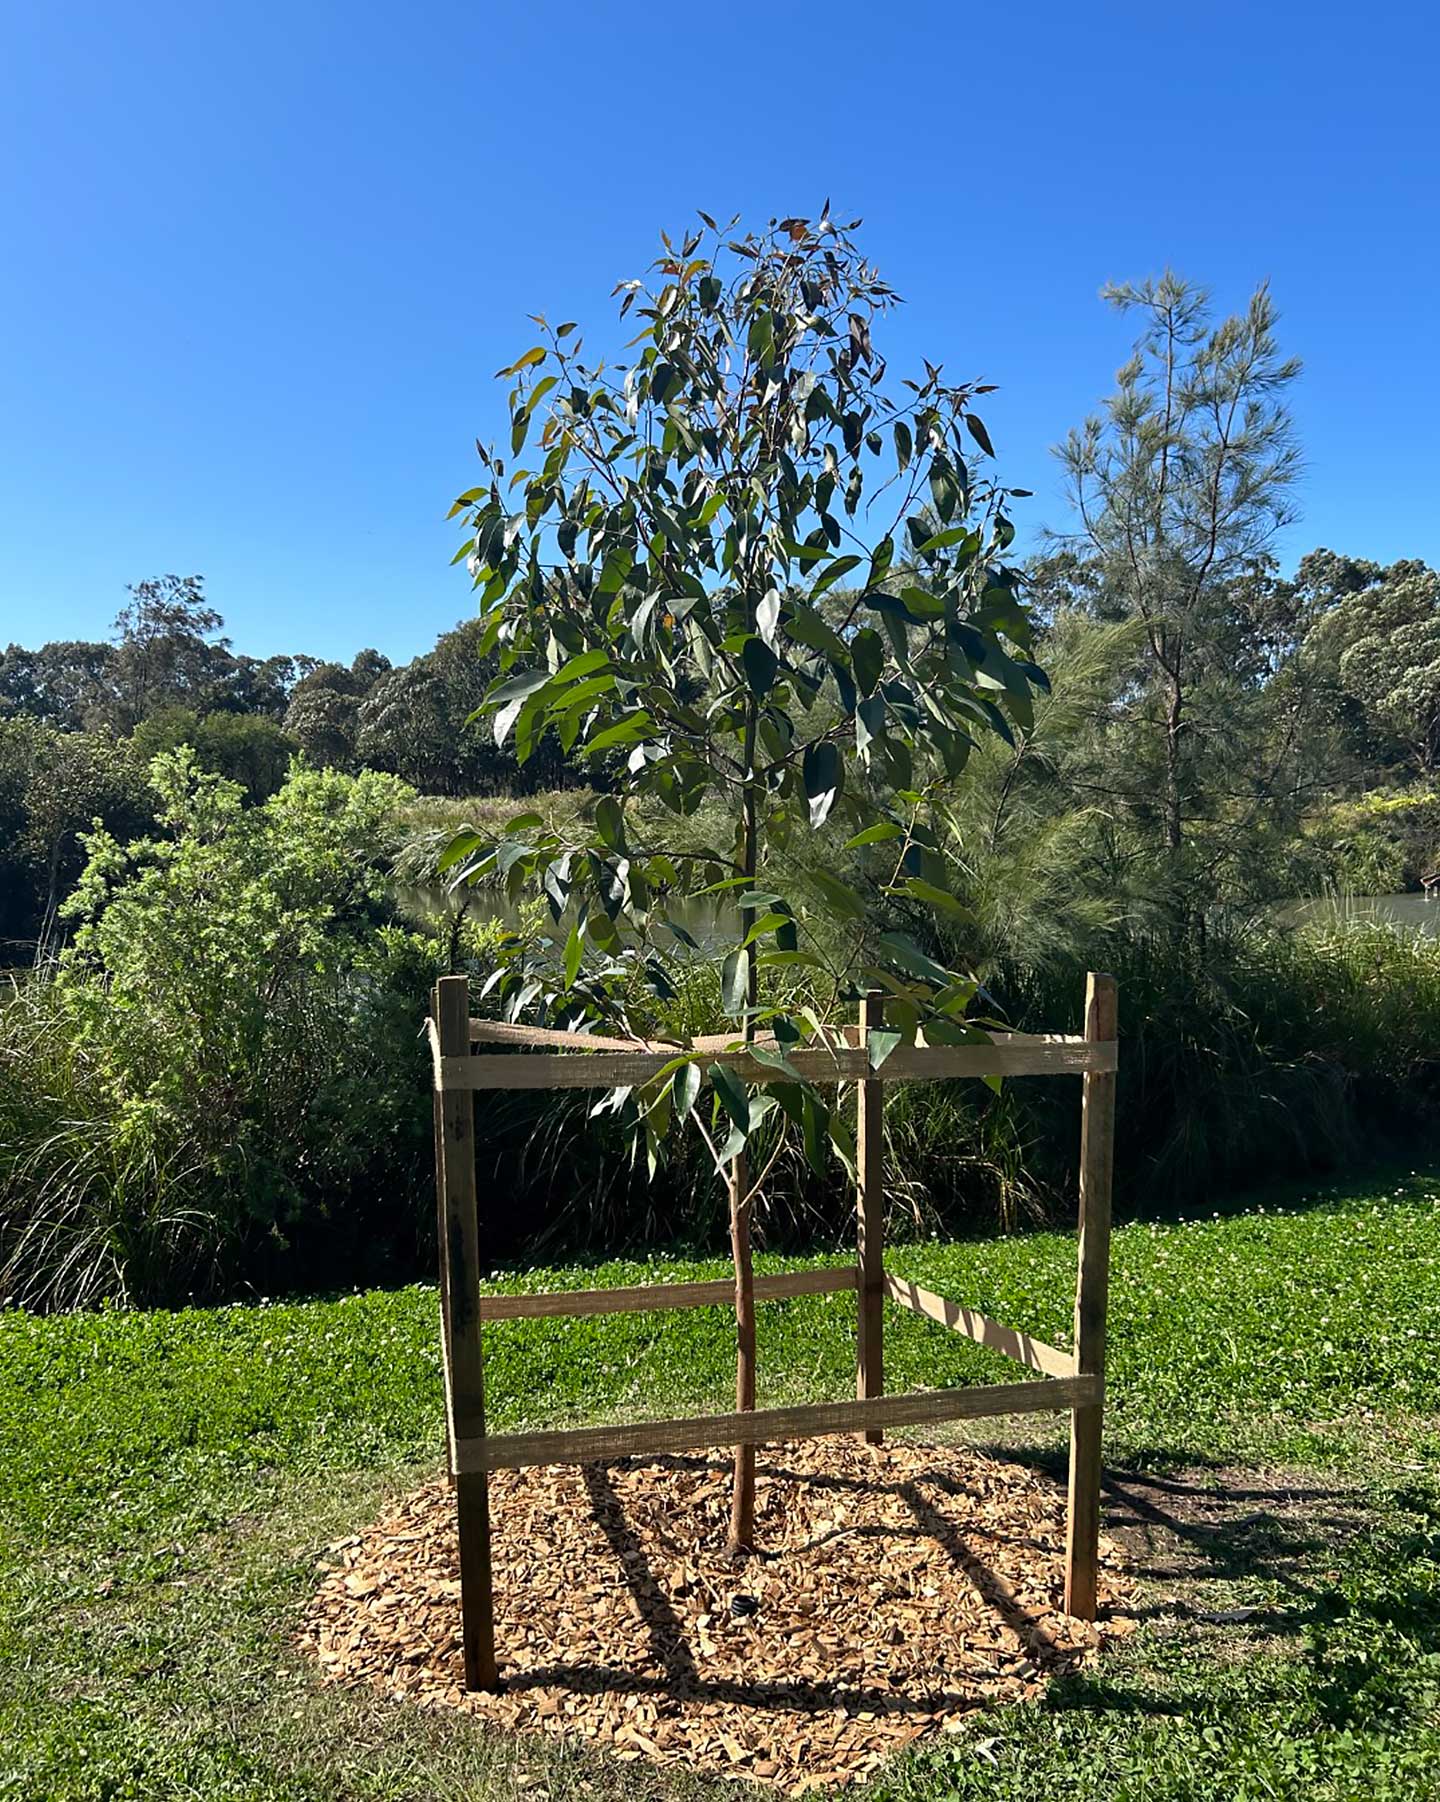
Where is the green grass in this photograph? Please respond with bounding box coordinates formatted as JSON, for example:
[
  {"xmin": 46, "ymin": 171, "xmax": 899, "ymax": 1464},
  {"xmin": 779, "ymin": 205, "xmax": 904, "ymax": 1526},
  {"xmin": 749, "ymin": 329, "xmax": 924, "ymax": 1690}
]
[{"xmin": 5, "ymin": 1167, "xmax": 1440, "ymax": 1798}]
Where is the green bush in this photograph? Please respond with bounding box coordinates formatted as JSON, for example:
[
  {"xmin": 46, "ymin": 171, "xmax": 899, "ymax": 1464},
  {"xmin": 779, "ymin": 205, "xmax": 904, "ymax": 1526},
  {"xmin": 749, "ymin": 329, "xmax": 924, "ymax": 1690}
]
[{"xmin": 0, "ymin": 751, "xmax": 446, "ymax": 1309}]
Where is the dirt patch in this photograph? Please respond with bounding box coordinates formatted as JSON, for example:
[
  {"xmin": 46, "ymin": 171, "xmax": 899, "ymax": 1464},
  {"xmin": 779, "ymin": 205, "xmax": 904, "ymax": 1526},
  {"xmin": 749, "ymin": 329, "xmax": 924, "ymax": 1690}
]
[{"xmin": 298, "ymin": 1439, "xmax": 1132, "ymax": 1792}]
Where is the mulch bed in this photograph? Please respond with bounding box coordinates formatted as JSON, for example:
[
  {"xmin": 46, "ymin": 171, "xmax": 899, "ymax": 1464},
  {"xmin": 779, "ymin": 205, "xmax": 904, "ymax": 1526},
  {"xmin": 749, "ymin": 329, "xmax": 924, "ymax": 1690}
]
[{"xmin": 299, "ymin": 1438, "xmax": 1132, "ymax": 1792}]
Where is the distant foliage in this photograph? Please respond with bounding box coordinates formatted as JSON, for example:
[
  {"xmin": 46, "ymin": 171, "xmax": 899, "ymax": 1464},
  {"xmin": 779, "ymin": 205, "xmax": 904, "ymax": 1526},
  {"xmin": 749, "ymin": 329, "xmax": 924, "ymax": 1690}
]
[{"xmin": 0, "ymin": 717, "xmax": 152, "ymax": 956}]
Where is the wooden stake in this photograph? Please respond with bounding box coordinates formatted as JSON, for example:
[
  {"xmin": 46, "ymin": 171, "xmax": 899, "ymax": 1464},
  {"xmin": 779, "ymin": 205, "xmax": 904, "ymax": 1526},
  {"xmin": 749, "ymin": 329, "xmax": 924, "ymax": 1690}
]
[
  {"xmin": 435, "ymin": 975, "xmax": 498, "ymax": 1690},
  {"xmin": 728, "ymin": 1147, "xmax": 756, "ymax": 1553},
  {"xmin": 430, "ymin": 1036, "xmax": 454, "ymax": 1478},
  {"xmin": 1065, "ymin": 971, "xmax": 1117, "ymax": 1620},
  {"xmin": 856, "ymin": 992, "xmax": 885, "ymax": 1443}
]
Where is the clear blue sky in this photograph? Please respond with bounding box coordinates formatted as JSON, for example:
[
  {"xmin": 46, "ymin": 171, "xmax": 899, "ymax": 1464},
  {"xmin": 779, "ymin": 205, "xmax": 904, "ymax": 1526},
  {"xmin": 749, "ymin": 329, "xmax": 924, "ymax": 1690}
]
[{"xmin": 2, "ymin": 1, "xmax": 1435, "ymax": 664}]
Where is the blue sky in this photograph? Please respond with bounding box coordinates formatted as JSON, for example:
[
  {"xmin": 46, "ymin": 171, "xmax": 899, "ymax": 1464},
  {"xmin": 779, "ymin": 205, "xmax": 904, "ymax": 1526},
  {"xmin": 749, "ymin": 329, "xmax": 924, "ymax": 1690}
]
[{"xmin": 1, "ymin": 0, "xmax": 1435, "ymax": 664}]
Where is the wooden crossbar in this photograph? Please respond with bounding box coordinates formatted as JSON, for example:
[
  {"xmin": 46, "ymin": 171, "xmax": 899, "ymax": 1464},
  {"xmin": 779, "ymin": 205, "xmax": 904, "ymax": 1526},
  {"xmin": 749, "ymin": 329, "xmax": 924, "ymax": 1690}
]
[
  {"xmin": 435, "ymin": 1035, "xmax": 1116, "ymax": 1092},
  {"xmin": 882, "ymin": 1273, "xmax": 1075, "ymax": 1379},
  {"xmin": 469, "ymin": 1018, "xmax": 650, "ymax": 1052},
  {"xmin": 453, "ymin": 1374, "xmax": 1101, "ymax": 1474},
  {"xmin": 469, "ymin": 1018, "xmax": 785, "ymax": 1056},
  {"xmin": 478, "ymin": 1266, "xmax": 855, "ymax": 1322}
]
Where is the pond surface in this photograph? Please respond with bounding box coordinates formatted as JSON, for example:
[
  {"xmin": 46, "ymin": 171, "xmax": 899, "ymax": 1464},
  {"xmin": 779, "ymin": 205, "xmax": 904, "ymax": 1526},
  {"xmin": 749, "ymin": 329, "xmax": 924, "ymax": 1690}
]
[{"xmin": 1284, "ymin": 892, "xmax": 1440, "ymax": 936}]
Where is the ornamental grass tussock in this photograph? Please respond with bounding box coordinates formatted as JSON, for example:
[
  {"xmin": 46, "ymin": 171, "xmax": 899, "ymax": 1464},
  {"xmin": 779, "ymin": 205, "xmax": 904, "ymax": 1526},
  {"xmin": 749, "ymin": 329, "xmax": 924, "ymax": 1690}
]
[{"xmin": 299, "ymin": 1438, "xmax": 1132, "ymax": 1792}]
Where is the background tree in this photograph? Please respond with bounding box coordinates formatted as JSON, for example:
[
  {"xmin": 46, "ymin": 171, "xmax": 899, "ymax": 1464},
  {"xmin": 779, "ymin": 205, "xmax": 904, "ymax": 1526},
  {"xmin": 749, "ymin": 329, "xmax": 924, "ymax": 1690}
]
[
  {"xmin": 129, "ymin": 705, "xmax": 297, "ymax": 799},
  {"xmin": 283, "ymin": 652, "xmax": 390, "ymax": 769},
  {"xmin": 1056, "ymin": 274, "xmax": 1302, "ymax": 930},
  {"xmin": 445, "ymin": 210, "xmax": 1045, "ymax": 1548},
  {"xmin": 0, "ymin": 640, "xmax": 116, "ymax": 729},
  {"xmin": 0, "ymin": 719, "xmax": 152, "ymax": 956},
  {"xmin": 1301, "ymin": 553, "xmax": 1440, "ymax": 775},
  {"xmin": 107, "ymin": 574, "xmax": 232, "ymax": 730}
]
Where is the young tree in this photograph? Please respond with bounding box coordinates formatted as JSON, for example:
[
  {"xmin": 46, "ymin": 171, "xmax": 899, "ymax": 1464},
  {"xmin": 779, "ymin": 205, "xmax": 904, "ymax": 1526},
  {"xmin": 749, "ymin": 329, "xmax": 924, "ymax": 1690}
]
[
  {"xmin": 444, "ymin": 212, "xmax": 1045, "ymax": 1548},
  {"xmin": 1056, "ymin": 274, "xmax": 1301, "ymax": 927}
]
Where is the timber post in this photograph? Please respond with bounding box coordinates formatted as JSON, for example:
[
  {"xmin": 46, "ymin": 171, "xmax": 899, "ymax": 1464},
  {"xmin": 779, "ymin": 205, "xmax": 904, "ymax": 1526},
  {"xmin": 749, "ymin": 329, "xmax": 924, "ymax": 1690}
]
[
  {"xmin": 1064, "ymin": 970, "xmax": 1117, "ymax": 1619},
  {"xmin": 434, "ymin": 974, "xmax": 498, "ymax": 1690}
]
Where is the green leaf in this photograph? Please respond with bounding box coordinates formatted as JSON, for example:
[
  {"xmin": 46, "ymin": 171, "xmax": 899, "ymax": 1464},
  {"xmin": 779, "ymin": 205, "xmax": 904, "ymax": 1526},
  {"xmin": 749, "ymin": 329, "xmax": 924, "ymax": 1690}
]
[
  {"xmin": 856, "ymin": 693, "xmax": 885, "ymax": 753},
  {"xmin": 898, "ymin": 877, "xmax": 972, "ymax": 918},
  {"xmin": 892, "ymin": 419, "xmax": 912, "ymax": 472},
  {"xmin": 785, "ymin": 608, "xmax": 848, "ymax": 660},
  {"xmin": 759, "ymin": 948, "xmax": 828, "ymax": 970},
  {"xmin": 800, "ymin": 1086, "xmax": 827, "ymax": 1174},
  {"xmin": 583, "ymin": 710, "xmax": 652, "ymax": 756},
  {"xmin": 741, "ymin": 635, "xmax": 779, "ymax": 696},
  {"xmin": 802, "ymin": 741, "xmax": 842, "ymax": 828},
  {"xmin": 563, "ymin": 922, "xmax": 584, "ymax": 986},
  {"xmin": 844, "ymin": 821, "xmax": 902, "ymax": 849},
  {"xmin": 673, "ymin": 1061, "xmax": 701, "ymax": 1122},
  {"xmin": 867, "ymin": 538, "xmax": 895, "ymax": 589},
  {"xmin": 490, "ymin": 669, "xmax": 553, "ymax": 747},
  {"xmin": 745, "ymin": 1043, "xmax": 803, "ymax": 1083},
  {"xmin": 437, "ymin": 829, "xmax": 483, "ymax": 874},
  {"xmin": 597, "ymin": 546, "xmax": 634, "ymax": 596},
  {"xmin": 965, "ymin": 412, "xmax": 996, "ymax": 457},
  {"xmin": 594, "ymin": 795, "xmax": 627, "ymax": 851},
  {"xmin": 809, "ymin": 867, "xmax": 867, "ymax": 919},
  {"xmin": 879, "ymin": 930, "xmax": 952, "ymax": 987},
  {"xmin": 867, "ymin": 1028, "xmax": 902, "ymax": 1070},
  {"xmin": 917, "ymin": 524, "xmax": 975, "ymax": 553},
  {"xmin": 550, "ymin": 648, "xmax": 612, "ymax": 687},
  {"xmin": 710, "ymin": 1062, "xmax": 750, "ymax": 1135},
  {"xmin": 810, "ymin": 554, "xmax": 861, "ymax": 600},
  {"xmin": 852, "ymin": 627, "xmax": 883, "ymax": 697}
]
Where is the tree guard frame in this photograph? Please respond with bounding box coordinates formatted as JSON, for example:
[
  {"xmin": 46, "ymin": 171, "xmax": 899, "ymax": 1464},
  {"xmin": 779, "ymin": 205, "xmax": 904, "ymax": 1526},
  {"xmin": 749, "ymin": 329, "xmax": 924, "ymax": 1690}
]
[{"xmin": 427, "ymin": 970, "xmax": 1118, "ymax": 1692}]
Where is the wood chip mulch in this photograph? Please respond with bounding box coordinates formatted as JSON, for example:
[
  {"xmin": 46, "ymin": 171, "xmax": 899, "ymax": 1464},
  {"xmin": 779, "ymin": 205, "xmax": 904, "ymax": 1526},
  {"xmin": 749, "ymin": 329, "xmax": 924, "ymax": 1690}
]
[{"xmin": 298, "ymin": 1439, "xmax": 1132, "ymax": 1792}]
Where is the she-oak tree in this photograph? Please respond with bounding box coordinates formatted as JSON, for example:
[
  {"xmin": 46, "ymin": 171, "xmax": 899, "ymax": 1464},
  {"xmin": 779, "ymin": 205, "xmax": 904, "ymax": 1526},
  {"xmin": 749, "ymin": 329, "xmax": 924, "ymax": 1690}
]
[{"xmin": 443, "ymin": 211, "xmax": 1046, "ymax": 1550}]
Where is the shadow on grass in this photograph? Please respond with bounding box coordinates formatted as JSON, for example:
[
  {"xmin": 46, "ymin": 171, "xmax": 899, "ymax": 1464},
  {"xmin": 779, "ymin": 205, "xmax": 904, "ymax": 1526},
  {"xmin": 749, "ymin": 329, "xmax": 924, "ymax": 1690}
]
[{"xmin": 1028, "ymin": 1459, "xmax": 1440, "ymax": 1737}]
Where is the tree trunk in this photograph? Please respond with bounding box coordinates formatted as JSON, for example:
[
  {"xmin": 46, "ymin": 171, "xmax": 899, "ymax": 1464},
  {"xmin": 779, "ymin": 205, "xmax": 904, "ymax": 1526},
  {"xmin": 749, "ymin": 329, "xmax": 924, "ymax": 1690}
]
[
  {"xmin": 728, "ymin": 1148, "xmax": 756, "ymax": 1552},
  {"xmin": 1162, "ymin": 665, "xmax": 1189, "ymax": 942},
  {"xmin": 728, "ymin": 701, "xmax": 760, "ymax": 1555},
  {"xmin": 1163, "ymin": 669, "xmax": 1184, "ymax": 856}
]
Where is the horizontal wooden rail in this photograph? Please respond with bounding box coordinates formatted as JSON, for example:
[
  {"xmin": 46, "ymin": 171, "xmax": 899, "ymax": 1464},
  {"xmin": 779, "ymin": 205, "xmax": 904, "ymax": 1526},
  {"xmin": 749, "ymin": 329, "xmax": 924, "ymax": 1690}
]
[
  {"xmin": 467, "ymin": 1019, "xmax": 786, "ymax": 1056},
  {"xmin": 436, "ymin": 1035, "xmax": 1117, "ymax": 1092},
  {"xmin": 883, "ymin": 1273, "xmax": 1075, "ymax": 1379},
  {"xmin": 453, "ymin": 1374, "xmax": 1101, "ymax": 1473},
  {"xmin": 470, "ymin": 1018, "xmax": 650, "ymax": 1052},
  {"xmin": 478, "ymin": 1266, "xmax": 856, "ymax": 1322}
]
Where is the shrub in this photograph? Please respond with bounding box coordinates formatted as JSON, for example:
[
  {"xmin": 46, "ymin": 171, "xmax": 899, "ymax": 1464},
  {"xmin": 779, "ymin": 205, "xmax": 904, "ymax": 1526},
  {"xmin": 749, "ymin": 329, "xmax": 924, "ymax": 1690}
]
[{"xmin": 0, "ymin": 752, "xmax": 444, "ymax": 1308}]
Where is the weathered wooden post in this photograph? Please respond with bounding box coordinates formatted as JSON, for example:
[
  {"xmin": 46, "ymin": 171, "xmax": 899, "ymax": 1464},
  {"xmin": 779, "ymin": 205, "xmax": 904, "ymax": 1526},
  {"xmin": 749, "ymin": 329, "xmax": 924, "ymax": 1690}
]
[
  {"xmin": 433, "ymin": 974, "xmax": 498, "ymax": 1689},
  {"xmin": 1064, "ymin": 970, "xmax": 1117, "ymax": 1619},
  {"xmin": 856, "ymin": 991, "xmax": 885, "ymax": 1443}
]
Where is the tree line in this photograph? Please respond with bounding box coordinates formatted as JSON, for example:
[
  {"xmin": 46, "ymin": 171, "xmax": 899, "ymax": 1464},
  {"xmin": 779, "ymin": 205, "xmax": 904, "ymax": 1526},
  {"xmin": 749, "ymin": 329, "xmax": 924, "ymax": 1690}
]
[{"xmin": 0, "ymin": 578, "xmax": 578, "ymax": 953}]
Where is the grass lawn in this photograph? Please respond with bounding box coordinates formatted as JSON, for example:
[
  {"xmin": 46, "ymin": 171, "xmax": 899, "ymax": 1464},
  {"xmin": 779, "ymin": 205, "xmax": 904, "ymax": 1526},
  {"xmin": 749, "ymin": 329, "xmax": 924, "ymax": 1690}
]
[{"xmin": 4, "ymin": 1167, "xmax": 1440, "ymax": 1799}]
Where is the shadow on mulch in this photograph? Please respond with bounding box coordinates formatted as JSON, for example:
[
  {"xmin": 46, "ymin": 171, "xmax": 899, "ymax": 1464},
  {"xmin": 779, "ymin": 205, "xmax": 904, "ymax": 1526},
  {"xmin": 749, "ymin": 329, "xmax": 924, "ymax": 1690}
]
[{"xmin": 299, "ymin": 1438, "xmax": 1135, "ymax": 1791}]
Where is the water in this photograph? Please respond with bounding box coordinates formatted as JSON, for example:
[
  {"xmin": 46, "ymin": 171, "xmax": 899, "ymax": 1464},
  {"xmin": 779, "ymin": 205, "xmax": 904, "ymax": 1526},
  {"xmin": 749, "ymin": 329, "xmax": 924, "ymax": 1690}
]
[{"xmin": 1285, "ymin": 892, "xmax": 1440, "ymax": 937}]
